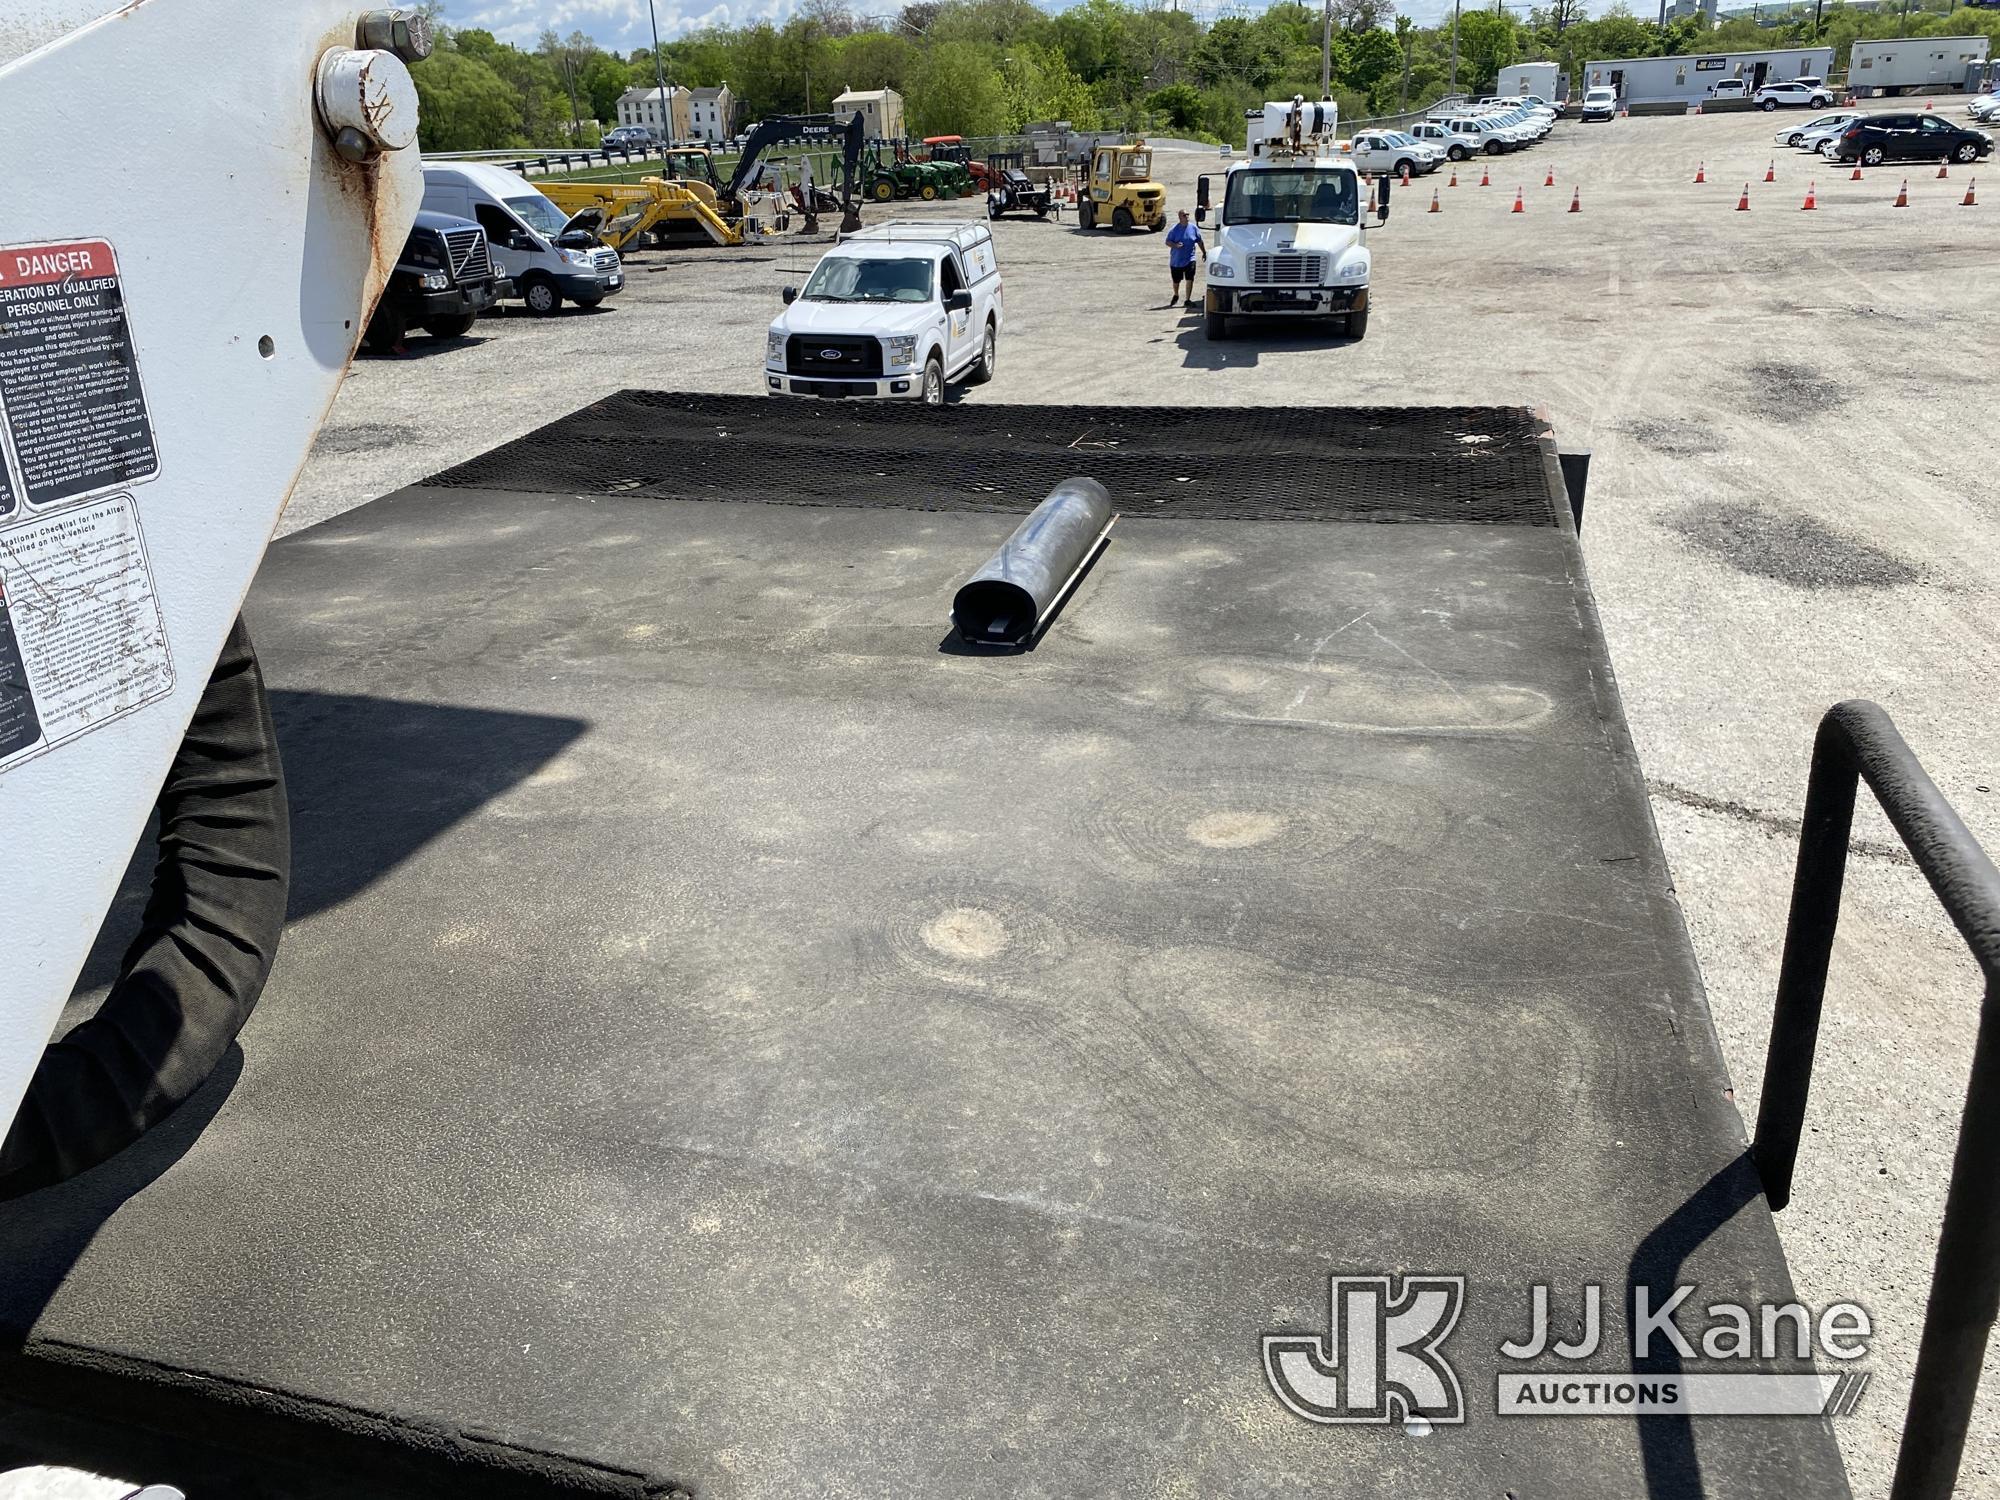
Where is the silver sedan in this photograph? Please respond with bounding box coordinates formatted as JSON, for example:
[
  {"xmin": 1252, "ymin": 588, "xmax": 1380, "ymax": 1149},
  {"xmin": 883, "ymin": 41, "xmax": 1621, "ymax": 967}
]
[{"xmin": 1779, "ymin": 110, "xmax": 1859, "ymax": 150}]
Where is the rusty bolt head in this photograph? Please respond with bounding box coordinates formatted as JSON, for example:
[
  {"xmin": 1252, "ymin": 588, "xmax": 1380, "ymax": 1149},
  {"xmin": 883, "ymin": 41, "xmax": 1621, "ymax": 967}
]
[
  {"xmin": 318, "ymin": 48, "xmax": 420, "ymax": 155},
  {"xmin": 358, "ymin": 8, "xmax": 434, "ymax": 63},
  {"xmin": 331, "ymin": 126, "xmax": 376, "ymax": 163}
]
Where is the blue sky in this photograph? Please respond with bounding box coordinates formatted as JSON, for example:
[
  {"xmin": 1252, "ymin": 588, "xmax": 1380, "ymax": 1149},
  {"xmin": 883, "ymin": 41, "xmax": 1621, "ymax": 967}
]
[{"xmin": 444, "ymin": 0, "xmax": 1623, "ymax": 50}]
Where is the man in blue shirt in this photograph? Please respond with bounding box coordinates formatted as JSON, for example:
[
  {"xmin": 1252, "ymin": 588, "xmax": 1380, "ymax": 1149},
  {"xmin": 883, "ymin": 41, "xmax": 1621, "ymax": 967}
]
[{"xmin": 1164, "ymin": 208, "xmax": 1205, "ymax": 309}]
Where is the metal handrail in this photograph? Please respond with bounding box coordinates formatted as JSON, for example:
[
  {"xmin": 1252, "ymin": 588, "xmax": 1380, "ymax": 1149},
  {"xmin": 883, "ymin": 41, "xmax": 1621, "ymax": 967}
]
[{"xmin": 1751, "ymin": 699, "xmax": 2000, "ymax": 1500}]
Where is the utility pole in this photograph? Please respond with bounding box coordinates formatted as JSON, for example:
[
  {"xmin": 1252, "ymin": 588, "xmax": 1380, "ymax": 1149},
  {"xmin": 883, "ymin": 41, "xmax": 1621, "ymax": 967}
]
[
  {"xmin": 645, "ymin": 0, "xmax": 674, "ymax": 149},
  {"xmin": 1449, "ymin": 0, "xmax": 1461, "ymax": 95},
  {"xmin": 1321, "ymin": 0, "xmax": 1334, "ymax": 99}
]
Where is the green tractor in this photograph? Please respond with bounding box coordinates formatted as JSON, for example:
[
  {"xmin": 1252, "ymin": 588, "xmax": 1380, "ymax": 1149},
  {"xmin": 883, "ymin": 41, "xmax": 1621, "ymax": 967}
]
[
  {"xmin": 864, "ymin": 141, "xmax": 921, "ymax": 202},
  {"xmin": 863, "ymin": 141, "xmax": 973, "ymax": 202}
]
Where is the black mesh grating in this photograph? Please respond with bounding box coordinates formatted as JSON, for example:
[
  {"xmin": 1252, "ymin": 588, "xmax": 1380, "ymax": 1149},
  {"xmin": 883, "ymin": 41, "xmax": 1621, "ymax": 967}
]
[{"xmin": 420, "ymin": 392, "xmax": 1562, "ymax": 527}]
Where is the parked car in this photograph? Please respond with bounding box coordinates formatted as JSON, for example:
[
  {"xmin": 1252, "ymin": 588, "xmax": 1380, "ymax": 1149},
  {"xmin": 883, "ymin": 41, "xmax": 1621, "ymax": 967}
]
[
  {"xmin": 1711, "ymin": 78, "xmax": 1749, "ymax": 99},
  {"xmin": 1411, "ymin": 119, "xmax": 1485, "ymax": 159},
  {"xmin": 765, "ymin": 221, "xmax": 1002, "ymax": 405},
  {"xmin": 1382, "ymin": 131, "xmax": 1445, "ymax": 169},
  {"xmin": 1581, "ymin": 87, "xmax": 1618, "ymax": 122},
  {"xmin": 1781, "ymin": 110, "xmax": 1861, "ymax": 149},
  {"xmin": 363, "ymin": 211, "xmax": 507, "ymax": 353},
  {"xmin": 1755, "ymin": 80, "xmax": 1835, "ymax": 110},
  {"xmin": 1832, "ymin": 112, "xmax": 1992, "ymax": 165},
  {"xmin": 1968, "ymin": 92, "xmax": 2000, "ymax": 121},
  {"xmin": 602, "ymin": 126, "xmax": 660, "ymax": 150},
  {"xmin": 1348, "ymin": 130, "xmax": 1435, "ymax": 177},
  {"xmin": 1441, "ymin": 115, "xmax": 1522, "ymax": 154}
]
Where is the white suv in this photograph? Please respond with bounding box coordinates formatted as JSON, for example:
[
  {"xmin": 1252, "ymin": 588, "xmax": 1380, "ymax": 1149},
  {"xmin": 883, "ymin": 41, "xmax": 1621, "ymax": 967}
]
[{"xmin": 1755, "ymin": 80, "xmax": 1834, "ymax": 110}]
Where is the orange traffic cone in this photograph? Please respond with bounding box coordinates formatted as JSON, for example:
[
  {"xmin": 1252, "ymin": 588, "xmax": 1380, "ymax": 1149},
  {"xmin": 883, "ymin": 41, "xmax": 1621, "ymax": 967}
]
[
  {"xmin": 1480, "ymin": 166, "xmax": 1490, "ymax": 187},
  {"xmin": 1801, "ymin": 181, "xmax": 1816, "ymax": 210},
  {"xmin": 1850, "ymin": 163, "xmax": 1863, "ymax": 181},
  {"xmin": 1448, "ymin": 168, "xmax": 1458, "ymax": 187},
  {"xmin": 1964, "ymin": 177, "xmax": 1978, "ymax": 206},
  {"xmin": 1694, "ymin": 161, "xmax": 1706, "ymax": 183},
  {"xmin": 1937, "ymin": 160, "xmax": 1949, "ymax": 179},
  {"xmin": 1428, "ymin": 187, "xmax": 1441, "ymax": 213},
  {"xmin": 1924, "ymin": 98, "xmax": 1933, "ymax": 110},
  {"xmin": 1511, "ymin": 186, "xmax": 1525, "ymax": 213},
  {"xmin": 1401, "ymin": 164, "xmax": 1411, "ymax": 186},
  {"xmin": 1893, "ymin": 178, "xmax": 1909, "ymax": 208},
  {"xmin": 1736, "ymin": 182, "xmax": 1751, "ymax": 211},
  {"xmin": 1764, "ymin": 160, "xmax": 1775, "ymax": 182},
  {"xmin": 1543, "ymin": 166, "xmax": 1555, "ymax": 187},
  {"xmin": 1568, "ymin": 186, "xmax": 1581, "ymax": 213}
]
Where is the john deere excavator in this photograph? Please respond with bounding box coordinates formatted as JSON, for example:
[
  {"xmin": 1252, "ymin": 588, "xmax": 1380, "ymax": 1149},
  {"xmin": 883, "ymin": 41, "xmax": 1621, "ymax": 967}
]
[{"xmin": 728, "ymin": 111, "xmax": 866, "ymax": 234}]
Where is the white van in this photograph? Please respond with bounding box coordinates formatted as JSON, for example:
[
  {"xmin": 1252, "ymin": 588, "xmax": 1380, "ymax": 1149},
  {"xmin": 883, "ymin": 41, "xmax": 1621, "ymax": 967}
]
[{"xmin": 420, "ymin": 162, "xmax": 624, "ymax": 316}]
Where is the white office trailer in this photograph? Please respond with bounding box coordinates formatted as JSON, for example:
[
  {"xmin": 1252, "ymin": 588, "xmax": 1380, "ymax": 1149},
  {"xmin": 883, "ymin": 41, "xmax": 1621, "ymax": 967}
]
[
  {"xmin": 1498, "ymin": 61, "xmax": 1562, "ymax": 102},
  {"xmin": 1849, "ymin": 37, "xmax": 1991, "ymax": 95},
  {"xmin": 1582, "ymin": 47, "xmax": 1834, "ymax": 106}
]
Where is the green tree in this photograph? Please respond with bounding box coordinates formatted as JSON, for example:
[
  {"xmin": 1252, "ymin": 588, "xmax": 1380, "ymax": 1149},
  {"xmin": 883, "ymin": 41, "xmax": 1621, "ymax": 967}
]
[
  {"xmin": 411, "ymin": 47, "xmax": 523, "ymax": 151},
  {"xmin": 1147, "ymin": 81, "xmax": 1203, "ymax": 127},
  {"xmin": 1454, "ymin": 12, "xmax": 1519, "ymax": 92},
  {"xmin": 579, "ymin": 52, "xmax": 630, "ymax": 123},
  {"xmin": 907, "ymin": 40, "xmax": 1008, "ymax": 134}
]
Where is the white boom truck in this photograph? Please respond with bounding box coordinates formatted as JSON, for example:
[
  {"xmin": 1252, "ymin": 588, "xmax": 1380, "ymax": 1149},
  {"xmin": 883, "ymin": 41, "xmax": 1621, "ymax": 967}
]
[{"xmin": 1196, "ymin": 98, "xmax": 1378, "ymax": 342}]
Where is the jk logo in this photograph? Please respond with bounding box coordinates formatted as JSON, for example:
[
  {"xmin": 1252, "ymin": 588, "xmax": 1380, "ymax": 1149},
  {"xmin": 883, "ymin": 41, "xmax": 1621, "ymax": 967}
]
[{"xmin": 1263, "ymin": 1276, "xmax": 1466, "ymax": 1425}]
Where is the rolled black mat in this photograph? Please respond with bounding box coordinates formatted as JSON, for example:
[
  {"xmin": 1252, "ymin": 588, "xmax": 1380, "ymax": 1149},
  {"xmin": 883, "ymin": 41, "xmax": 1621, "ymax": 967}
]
[
  {"xmin": 0, "ymin": 618, "xmax": 290, "ymax": 1199},
  {"xmin": 951, "ymin": 478, "xmax": 1113, "ymax": 647}
]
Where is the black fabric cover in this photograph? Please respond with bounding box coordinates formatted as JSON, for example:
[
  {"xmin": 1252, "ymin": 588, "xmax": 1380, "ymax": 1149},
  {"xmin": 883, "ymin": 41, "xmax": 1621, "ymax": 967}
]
[{"xmin": 0, "ymin": 618, "xmax": 289, "ymax": 1199}]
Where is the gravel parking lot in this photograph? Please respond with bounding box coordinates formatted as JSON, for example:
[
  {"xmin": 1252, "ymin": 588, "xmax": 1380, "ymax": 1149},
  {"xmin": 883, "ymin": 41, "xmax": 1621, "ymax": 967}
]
[{"xmin": 289, "ymin": 100, "xmax": 1997, "ymax": 1499}]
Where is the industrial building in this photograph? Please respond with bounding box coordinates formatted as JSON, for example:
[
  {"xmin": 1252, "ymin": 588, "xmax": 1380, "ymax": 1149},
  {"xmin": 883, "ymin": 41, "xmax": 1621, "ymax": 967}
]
[
  {"xmin": 1850, "ymin": 36, "xmax": 1991, "ymax": 94},
  {"xmin": 1582, "ymin": 46, "xmax": 1834, "ymax": 106}
]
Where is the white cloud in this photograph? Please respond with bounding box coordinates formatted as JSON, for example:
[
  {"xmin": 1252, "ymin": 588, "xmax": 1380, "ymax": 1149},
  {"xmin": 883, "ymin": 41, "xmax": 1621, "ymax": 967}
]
[
  {"xmin": 446, "ymin": 0, "xmax": 1646, "ymax": 50},
  {"xmin": 446, "ymin": 0, "xmax": 791, "ymax": 47}
]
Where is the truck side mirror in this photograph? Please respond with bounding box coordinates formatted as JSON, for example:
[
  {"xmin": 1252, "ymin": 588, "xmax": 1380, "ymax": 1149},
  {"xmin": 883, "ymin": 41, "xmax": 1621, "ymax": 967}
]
[
  {"xmin": 1375, "ymin": 172, "xmax": 1392, "ymax": 223},
  {"xmin": 944, "ymin": 289, "xmax": 973, "ymax": 312},
  {"xmin": 1196, "ymin": 175, "xmax": 1210, "ymax": 209},
  {"xmin": 1194, "ymin": 206, "xmax": 1206, "ymax": 224},
  {"xmin": 781, "ymin": 285, "xmax": 798, "ymax": 304}
]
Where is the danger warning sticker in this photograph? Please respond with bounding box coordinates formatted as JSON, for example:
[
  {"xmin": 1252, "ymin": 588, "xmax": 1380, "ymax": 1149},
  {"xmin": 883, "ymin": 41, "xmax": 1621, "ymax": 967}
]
[
  {"xmin": 0, "ymin": 493, "xmax": 173, "ymax": 774},
  {"xmin": 0, "ymin": 239, "xmax": 159, "ymax": 510}
]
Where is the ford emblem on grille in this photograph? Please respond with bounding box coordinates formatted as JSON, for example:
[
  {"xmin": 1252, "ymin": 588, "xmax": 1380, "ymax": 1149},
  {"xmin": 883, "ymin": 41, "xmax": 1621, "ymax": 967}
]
[{"xmin": 820, "ymin": 348, "xmax": 842, "ymax": 361}]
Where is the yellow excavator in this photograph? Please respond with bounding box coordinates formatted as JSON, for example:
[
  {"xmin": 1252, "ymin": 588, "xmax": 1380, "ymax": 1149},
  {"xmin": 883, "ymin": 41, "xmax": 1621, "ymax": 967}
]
[{"xmin": 538, "ymin": 147, "xmax": 746, "ymax": 250}]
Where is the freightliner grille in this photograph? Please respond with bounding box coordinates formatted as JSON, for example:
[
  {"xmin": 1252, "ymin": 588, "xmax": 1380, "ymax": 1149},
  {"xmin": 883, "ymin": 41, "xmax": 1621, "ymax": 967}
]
[{"xmin": 1251, "ymin": 254, "xmax": 1326, "ymax": 286}]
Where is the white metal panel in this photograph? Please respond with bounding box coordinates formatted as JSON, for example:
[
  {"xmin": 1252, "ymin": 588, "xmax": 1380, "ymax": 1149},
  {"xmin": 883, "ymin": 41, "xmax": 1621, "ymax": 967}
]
[{"xmin": 0, "ymin": 1, "xmax": 422, "ymax": 1138}]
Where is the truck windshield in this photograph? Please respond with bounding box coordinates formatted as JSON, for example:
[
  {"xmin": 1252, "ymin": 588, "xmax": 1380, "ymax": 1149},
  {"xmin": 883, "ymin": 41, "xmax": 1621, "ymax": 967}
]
[
  {"xmin": 1223, "ymin": 168, "xmax": 1357, "ymax": 226},
  {"xmin": 504, "ymin": 194, "xmax": 566, "ymax": 237},
  {"xmin": 802, "ymin": 255, "xmax": 934, "ymax": 303}
]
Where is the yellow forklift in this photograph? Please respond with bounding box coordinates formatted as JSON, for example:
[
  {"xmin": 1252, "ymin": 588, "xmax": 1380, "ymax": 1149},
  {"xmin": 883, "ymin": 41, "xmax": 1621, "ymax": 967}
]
[{"xmin": 1076, "ymin": 139, "xmax": 1166, "ymax": 231}]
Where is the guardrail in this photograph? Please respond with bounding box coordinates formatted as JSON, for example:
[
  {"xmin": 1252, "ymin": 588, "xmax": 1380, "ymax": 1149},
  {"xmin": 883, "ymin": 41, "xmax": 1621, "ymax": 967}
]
[
  {"xmin": 1750, "ymin": 699, "xmax": 2000, "ymax": 1500},
  {"xmin": 427, "ymin": 142, "xmax": 694, "ymax": 179}
]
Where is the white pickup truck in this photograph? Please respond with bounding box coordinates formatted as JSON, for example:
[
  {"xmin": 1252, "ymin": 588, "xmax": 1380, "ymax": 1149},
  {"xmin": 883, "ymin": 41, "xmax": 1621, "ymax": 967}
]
[{"xmin": 765, "ymin": 222, "xmax": 1002, "ymax": 405}]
